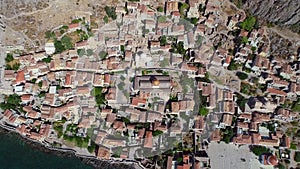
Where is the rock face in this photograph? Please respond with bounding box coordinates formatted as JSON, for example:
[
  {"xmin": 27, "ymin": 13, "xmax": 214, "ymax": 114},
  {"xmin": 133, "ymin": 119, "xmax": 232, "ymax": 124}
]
[
  {"xmin": 241, "ymin": 0, "xmax": 300, "ymax": 33},
  {"xmin": 268, "ymin": 30, "xmax": 298, "ymax": 58}
]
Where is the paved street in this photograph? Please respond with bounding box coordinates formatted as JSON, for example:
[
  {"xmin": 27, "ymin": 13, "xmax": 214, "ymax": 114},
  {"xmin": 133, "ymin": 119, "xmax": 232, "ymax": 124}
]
[
  {"xmin": 0, "ymin": 15, "xmax": 6, "ymax": 88},
  {"xmin": 207, "ymin": 142, "xmax": 262, "ymax": 169}
]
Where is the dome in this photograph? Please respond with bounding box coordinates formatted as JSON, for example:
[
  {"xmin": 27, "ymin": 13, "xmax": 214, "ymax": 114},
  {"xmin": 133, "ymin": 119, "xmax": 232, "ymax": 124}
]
[
  {"xmin": 152, "ymin": 79, "xmax": 160, "ymax": 86},
  {"xmin": 267, "ymin": 155, "xmax": 278, "ymax": 166}
]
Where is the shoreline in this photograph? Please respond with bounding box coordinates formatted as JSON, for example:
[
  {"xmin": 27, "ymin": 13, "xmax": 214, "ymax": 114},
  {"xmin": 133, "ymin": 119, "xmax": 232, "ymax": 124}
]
[{"xmin": 0, "ymin": 126, "xmax": 142, "ymax": 169}]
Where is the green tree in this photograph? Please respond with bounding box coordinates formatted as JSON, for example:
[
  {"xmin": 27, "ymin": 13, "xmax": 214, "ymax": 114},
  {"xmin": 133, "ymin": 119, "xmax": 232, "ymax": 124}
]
[
  {"xmin": 221, "ymin": 127, "xmax": 234, "ymax": 143},
  {"xmin": 87, "ymin": 141, "xmax": 96, "ymax": 153},
  {"xmin": 199, "ymin": 107, "xmax": 209, "ymax": 116},
  {"xmin": 54, "ymin": 40, "xmax": 65, "ymax": 54},
  {"xmin": 99, "ymin": 51, "xmax": 108, "ymax": 60},
  {"xmin": 105, "ymin": 6, "xmax": 117, "ymax": 20},
  {"xmin": 228, "ymin": 60, "xmax": 240, "ymax": 70},
  {"xmin": 278, "ymin": 163, "xmax": 285, "ymax": 169},
  {"xmin": 31, "ymin": 78, "xmax": 37, "ymax": 83},
  {"xmin": 61, "ymin": 36, "xmax": 73, "ymax": 50},
  {"xmin": 38, "ymin": 81, "xmax": 43, "ymax": 88},
  {"xmin": 42, "ymin": 57, "xmax": 52, "ymax": 63},
  {"xmin": 240, "ymin": 16, "xmax": 257, "ymax": 31},
  {"xmin": 5, "ymin": 53, "xmax": 14, "ymax": 63},
  {"xmin": 92, "ymin": 87, "xmax": 106, "ymax": 106},
  {"xmin": 77, "ymin": 49, "xmax": 86, "ymax": 57},
  {"xmin": 292, "ymin": 99, "xmax": 300, "ymax": 112},
  {"xmin": 290, "ymin": 143, "xmax": 297, "ymax": 150},
  {"xmin": 179, "ymin": 2, "xmax": 189, "ymax": 18},
  {"xmin": 153, "ymin": 130, "xmax": 163, "ymax": 136},
  {"xmin": 240, "ymin": 36, "xmax": 248, "ymax": 44},
  {"xmin": 103, "ymin": 15, "xmax": 109, "ymax": 23},
  {"xmin": 12, "ymin": 63, "xmax": 20, "ymax": 71},
  {"xmin": 157, "ymin": 6, "xmax": 164, "ymax": 12},
  {"xmin": 188, "ymin": 17, "xmax": 198, "ymax": 25},
  {"xmin": 121, "ymin": 117, "xmax": 130, "ymax": 125},
  {"xmin": 86, "ymin": 49, "xmax": 94, "ymax": 56},
  {"xmin": 236, "ymin": 93, "xmax": 247, "ymax": 111},
  {"xmin": 236, "ymin": 71, "xmax": 248, "ymax": 80},
  {"xmin": 120, "ymin": 45, "xmax": 125, "ymax": 52},
  {"xmin": 250, "ymin": 145, "xmax": 270, "ymax": 156},
  {"xmin": 159, "ymin": 35, "xmax": 167, "ymax": 46},
  {"xmin": 7, "ymin": 94, "xmax": 21, "ymax": 106},
  {"xmin": 294, "ymin": 152, "xmax": 300, "ymax": 162},
  {"xmin": 71, "ymin": 18, "xmax": 82, "ymax": 23},
  {"xmin": 158, "ymin": 16, "xmax": 167, "ymax": 23}
]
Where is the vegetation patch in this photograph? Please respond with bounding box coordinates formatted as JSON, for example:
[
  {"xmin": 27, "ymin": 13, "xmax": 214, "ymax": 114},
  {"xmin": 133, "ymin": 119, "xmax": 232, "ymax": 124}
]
[
  {"xmin": 295, "ymin": 152, "xmax": 300, "ymax": 162},
  {"xmin": 92, "ymin": 87, "xmax": 106, "ymax": 107},
  {"xmin": 105, "ymin": 6, "xmax": 117, "ymax": 20},
  {"xmin": 221, "ymin": 127, "xmax": 234, "ymax": 143},
  {"xmin": 42, "ymin": 56, "xmax": 52, "ymax": 63},
  {"xmin": 54, "ymin": 36, "xmax": 73, "ymax": 54},
  {"xmin": 0, "ymin": 94, "xmax": 22, "ymax": 111},
  {"xmin": 240, "ymin": 16, "xmax": 257, "ymax": 31},
  {"xmin": 250, "ymin": 145, "xmax": 271, "ymax": 156},
  {"xmin": 236, "ymin": 71, "xmax": 248, "ymax": 80},
  {"xmin": 5, "ymin": 53, "xmax": 20, "ymax": 71}
]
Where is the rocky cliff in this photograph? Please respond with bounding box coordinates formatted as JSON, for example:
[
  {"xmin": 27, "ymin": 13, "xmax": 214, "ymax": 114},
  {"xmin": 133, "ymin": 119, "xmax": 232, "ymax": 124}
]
[{"xmin": 234, "ymin": 0, "xmax": 300, "ymax": 34}]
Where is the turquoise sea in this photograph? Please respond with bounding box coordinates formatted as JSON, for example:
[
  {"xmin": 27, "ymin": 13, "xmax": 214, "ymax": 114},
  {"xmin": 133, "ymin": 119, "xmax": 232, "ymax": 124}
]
[{"xmin": 0, "ymin": 132, "xmax": 93, "ymax": 169}]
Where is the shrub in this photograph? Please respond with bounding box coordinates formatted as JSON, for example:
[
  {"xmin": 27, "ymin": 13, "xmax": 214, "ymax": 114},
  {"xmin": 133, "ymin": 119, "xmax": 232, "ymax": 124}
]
[
  {"xmin": 45, "ymin": 30, "xmax": 55, "ymax": 39},
  {"xmin": 236, "ymin": 71, "xmax": 248, "ymax": 80}
]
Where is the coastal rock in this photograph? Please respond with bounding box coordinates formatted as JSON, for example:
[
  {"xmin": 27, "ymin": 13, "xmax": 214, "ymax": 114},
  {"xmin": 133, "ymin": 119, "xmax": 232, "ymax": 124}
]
[{"xmin": 0, "ymin": 128, "xmax": 135, "ymax": 169}]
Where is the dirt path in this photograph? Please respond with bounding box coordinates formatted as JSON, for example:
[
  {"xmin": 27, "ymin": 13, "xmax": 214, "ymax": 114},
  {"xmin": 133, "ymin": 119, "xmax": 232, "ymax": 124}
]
[{"xmin": 265, "ymin": 26, "xmax": 300, "ymax": 41}]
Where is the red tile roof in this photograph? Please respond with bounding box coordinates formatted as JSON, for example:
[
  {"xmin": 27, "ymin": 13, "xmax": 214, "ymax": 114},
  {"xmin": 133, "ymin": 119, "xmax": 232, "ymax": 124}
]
[
  {"xmin": 144, "ymin": 131, "xmax": 153, "ymax": 148},
  {"xmin": 21, "ymin": 94, "xmax": 32, "ymax": 101},
  {"xmin": 15, "ymin": 70, "xmax": 25, "ymax": 84},
  {"xmin": 267, "ymin": 88, "xmax": 287, "ymax": 96},
  {"xmin": 131, "ymin": 97, "xmax": 147, "ymax": 106},
  {"xmin": 68, "ymin": 23, "xmax": 80, "ymax": 29}
]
